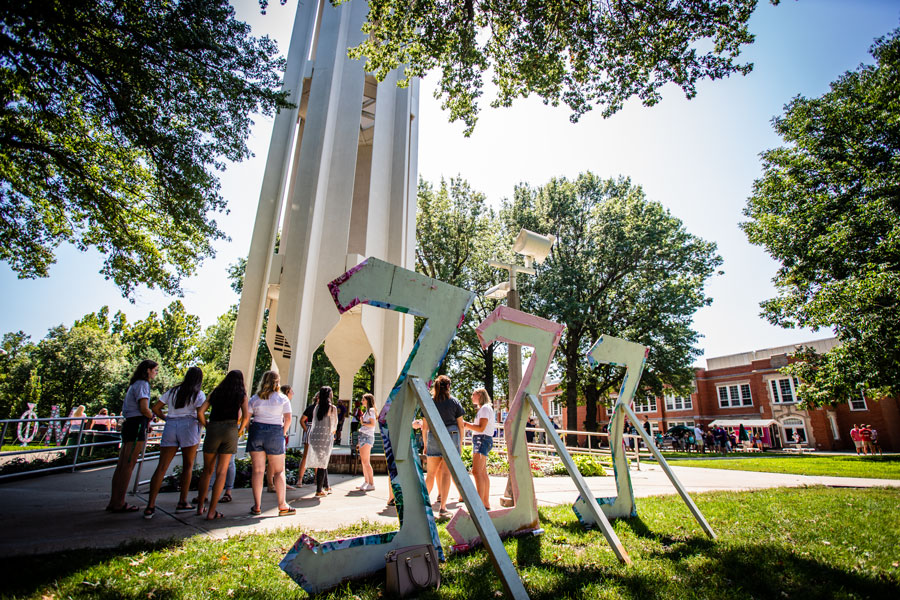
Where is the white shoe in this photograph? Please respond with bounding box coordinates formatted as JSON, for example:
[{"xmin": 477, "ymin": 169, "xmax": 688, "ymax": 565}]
[
  {"xmin": 362, "ymin": 482, "xmax": 375, "ymax": 491},
  {"xmin": 357, "ymin": 483, "xmax": 368, "ymax": 490}
]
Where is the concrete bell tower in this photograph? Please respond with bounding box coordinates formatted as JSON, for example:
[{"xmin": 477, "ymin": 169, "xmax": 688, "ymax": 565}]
[{"xmin": 229, "ymin": 0, "xmax": 417, "ymax": 442}]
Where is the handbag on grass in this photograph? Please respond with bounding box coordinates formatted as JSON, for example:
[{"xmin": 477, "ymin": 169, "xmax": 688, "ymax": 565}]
[{"xmin": 385, "ymin": 544, "xmax": 440, "ymax": 597}]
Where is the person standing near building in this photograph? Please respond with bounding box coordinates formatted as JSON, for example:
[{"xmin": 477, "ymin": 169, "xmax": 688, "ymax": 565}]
[
  {"xmin": 247, "ymin": 371, "xmax": 294, "ymax": 517},
  {"xmin": 850, "ymin": 424, "xmax": 864, "ymax": 455},
  {"xmin": 859, "ymin": 424, "xmax": 873, "ymax": 456},
  {"xmin": 693, "ymin": 424, "xmax": 705, "ymax": 453},
  {"xmin": 868, "ymin": 425, "xmax": 883, "ymax": 455}
]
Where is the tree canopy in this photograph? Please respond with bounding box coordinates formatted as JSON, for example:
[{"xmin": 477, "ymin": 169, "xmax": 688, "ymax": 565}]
[
  {"xmin": 335, "ymin": 0, "xmax": 771, "ymax": 133},
  {"xmin": 0, "ymin": 0, "xmax": 290, "ymax": 296},
  {"xmin": 741, "ymin": 29, "xmax": 900, "ymax": 406},
  {"xmin": 504, "ymin": 174, "xmax": 721, "ymax": 439}
]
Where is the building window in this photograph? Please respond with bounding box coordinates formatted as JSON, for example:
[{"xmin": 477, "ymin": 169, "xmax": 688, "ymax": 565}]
[
  {"xmin": 828, "ymin": 414, "xmax": 840, "ymax": 439},
  {"xmin": 717, "ymin": 384, "xmax": 752, "ymax": 408},
  {"xmin": 633, "ymin": 396, "xmax": 657, "ymax": 413},
  {"xmin": 667, "ymin": 420, "xmax": 696, "ymax": 429},
  {"xmin": 549, "ymin": 399, "xmax": 563, "ymax": 418},
  {"xmin": 665, "ymin": 394, "xmax": 693, "ymax": 411},
  {"xmin": 849, "ymin": 392, "xmax": 868, "ymax": 411},
  {"xmin": 770, "ymin": 377, "xmax": 800, "ymax": 404}
]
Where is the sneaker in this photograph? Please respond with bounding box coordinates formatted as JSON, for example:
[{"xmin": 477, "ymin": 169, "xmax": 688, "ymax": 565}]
[{"xmin": 362, "ymin": 482, "xmax": 375, "ymax": 491}]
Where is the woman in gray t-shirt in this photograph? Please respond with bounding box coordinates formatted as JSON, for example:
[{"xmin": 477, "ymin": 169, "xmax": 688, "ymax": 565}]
[{"xmin": 106, "ymin": 359, "xmax": 157, "ymax": 513}]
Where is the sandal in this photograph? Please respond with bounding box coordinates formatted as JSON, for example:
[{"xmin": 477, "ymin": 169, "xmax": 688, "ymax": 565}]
[
  {"xmin": 175, "ymin": 501, "xmax": 192, "ymax": 513},
  {"xmin": 206, "ymin": 511, "xmax": 225, "ymax": 521},
  {"xmin": 219, "ymin": 493, "xmax": 232, "ymax": 503},
  {"xmin": 249, "ymin": 506, "xmax": 262, "ymax": 516},
  {"xmin": 315, "ymin": 491, "xmax": 327, "ymax": 497},
  {"xmin": 109, "ymin": 503, "xmax": 140, "ymax": 513},
  {"xmin": 278, "ymin": 507, "xmax": 296, "ymax": 516},
  {"xmin": 143, "ymin": 506, "xmax": 155, "ymax": 520},
  {"xmin": 386, "ymin": 498, "xmax": 396, "ymax": 507}
]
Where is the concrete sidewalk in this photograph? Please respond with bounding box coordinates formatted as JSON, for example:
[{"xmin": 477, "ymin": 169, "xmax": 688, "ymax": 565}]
[{"xmin": 0, "ymin": 460, "xmax": 896, "ymax": 558}]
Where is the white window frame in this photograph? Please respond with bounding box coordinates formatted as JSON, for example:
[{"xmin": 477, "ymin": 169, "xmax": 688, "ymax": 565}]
[
  {"xmin": 549, "ymin": 399, "xmax": 563, "ymax": 418},
  {"xmin": 633, "ymin": 396, "xmax": 657, "ymax": 414},
  {"xmin": 770, "ymin": 377, "xmax": 800, "ymax": 404},
  {"xmin": 664, "ymin": 394, "xmax": 693, "ymax": 411},
  {"xmin": 717, "ymin": 383, "xmax": 753, "ymax": 408},
  {"xmin": 849, "ymin": 392, "xmax": 868, "ymax": 411},
  {"xmin": 667, "ymin": 420, "xmax": 696, "ymax": 429},
  {"xmin": 781, "ymin": 417, "xmax": 807, "ymax": 443},
  {"xmin": 828, "ymin": 414, "xmax": 840, "ymax": 439}
]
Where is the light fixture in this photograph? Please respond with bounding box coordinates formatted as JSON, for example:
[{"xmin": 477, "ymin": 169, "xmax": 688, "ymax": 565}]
[
  {"xmin": 513, "ymin": 228, "xmax": 556, "ymax": 268},
  {"xmin": 484, "ymin": 281, "xmax": 510, "ymax": 300}
]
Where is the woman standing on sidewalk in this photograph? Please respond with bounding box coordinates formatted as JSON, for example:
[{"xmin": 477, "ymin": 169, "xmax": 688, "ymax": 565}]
[
  {"xmin": 307, "ymin": 386, "xmax": 337, "ymax": 497},
  {"xmin": 142, "ymin": 367, "xmax": 205, "ymax": 519},
  {"xmin": 106, "ymin": 360, "xmax": 157, "ymax": 513},
  {"xmin": 356, "ymin": 393, "xmax": 377, "ymax": 492},
  {"xmin": 464, "ymin": 388, "xmax": 494, "ymax": 510},
  {"xmin": 422, "ymin": 375, "xmax": 465, "ymax": 521},
  {"xmin": 247, "ymin": 371, "xmax": 294, "ymax": 517},
  {"xmin": 195, "ymin": 370, "xmax": 249, "ymax": 520}
]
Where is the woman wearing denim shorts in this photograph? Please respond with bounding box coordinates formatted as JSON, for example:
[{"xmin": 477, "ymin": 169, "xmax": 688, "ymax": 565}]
[
  {"xmin": 143, "ymin": 366, "xmax": 206, "ymax": 519},
  {"xmin": 356, "ymin": 393, "xmax": 377, "ymax": 491},
  {"xmin": 247, "ymin": 371, "xmax": 294, "ymax": 516},
  {"xmin": 422, "ymin": 375, "xmax": 465, "ymax": 520},
  {"xmin": 464, "ymin": 387, "xmax": 495, "ymax": 510}
]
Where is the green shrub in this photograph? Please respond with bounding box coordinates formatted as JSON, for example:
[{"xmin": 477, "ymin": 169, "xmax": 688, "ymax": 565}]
[{"xmin": 572, "ymin": 454, "xmax": 606, "ymax": 477}]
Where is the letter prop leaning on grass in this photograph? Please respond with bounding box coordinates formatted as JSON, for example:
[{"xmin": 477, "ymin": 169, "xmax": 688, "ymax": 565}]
[
  {"xmin": 446, "ymin": 306, "xmax": 562, "ymax": 542},
  {"xmin": 446, "ymin": 306, "xmax": 631, "ymax": 565},
  {"xmin": 574, "ymin": 335, "xmax": 716, "ymax": 539},
  {"xmin": 279, "ymin": 258, "xmax": 475, "ymax": 593}
]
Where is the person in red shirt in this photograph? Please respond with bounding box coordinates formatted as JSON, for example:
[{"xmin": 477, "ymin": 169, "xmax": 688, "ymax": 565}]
[
  {"xmin": 859, "ymin": 425, "xmax": 873, "ymax": 455},
  {"xmin": 850, "ymin": 424, "xmax": 863, "ymax": 456}
]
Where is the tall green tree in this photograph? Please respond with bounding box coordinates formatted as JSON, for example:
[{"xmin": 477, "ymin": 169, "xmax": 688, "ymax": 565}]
[
  {"xmin": 741, "ymin": 29, "xmax": 900, "ymax": 406},
  {"xmin": 332, "ymin": 0, "xmax": 771, "ymax": 133},
  {"xmin": 119, "ymin": 301, "xmax": 201, "ymax": 374},
  {"xmin": 415, "ymin": 176, "xmax": 508, "ymax": 403},
  {"xmin": 34, "ymin": 323, "xmax": 129, "ymax": 415},
  {"xmin": 0, "ymin": 332, "xmax": 38, "ymax": 419},
  {"xmin": 504, "ymin": 174, "xmax": 721, "ymax": 443},
  {"xmin": 0, "ymin": 0, "xmax": 290, "ymax": 296}
]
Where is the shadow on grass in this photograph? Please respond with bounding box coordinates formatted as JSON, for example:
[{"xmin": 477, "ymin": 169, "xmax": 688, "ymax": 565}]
[{"xmin": 1, "ymin": 537, "xmax": 187, "ymax": 599}]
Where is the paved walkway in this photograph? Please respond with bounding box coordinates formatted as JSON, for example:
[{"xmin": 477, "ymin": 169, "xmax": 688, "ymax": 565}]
[{"xmin": 0, "ymin": 459, "xmax": 896, "ymax": 557}]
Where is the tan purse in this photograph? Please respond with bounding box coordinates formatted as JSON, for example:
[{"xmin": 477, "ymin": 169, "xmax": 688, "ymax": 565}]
[{"xmin": 385, "ymin": 544, "xmax": 440, "ymax": 597}]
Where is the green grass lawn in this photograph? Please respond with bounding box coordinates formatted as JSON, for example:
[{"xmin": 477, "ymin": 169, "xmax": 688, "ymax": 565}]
[
  {"xmin": 1, "ymin": 444, "xmax": 56, "ymax": 452},
  {"xmin": 664, "ymin": 454, "xmax": 900, "ymax": 480},
  {"xmin": 2, "ymin": 486, "xmax": 898, "ymax": 599}
]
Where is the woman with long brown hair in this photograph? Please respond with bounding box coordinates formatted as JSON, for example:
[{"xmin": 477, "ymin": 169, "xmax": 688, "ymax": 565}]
[
  {"xmin": 247, "ymin": 371, "xmax": 294, "ymax": 516},
  {"xmin": 422, "ymin": 375, "xmax": 464, "ymax": 520},
  {"xmin": 195, "ymin": 370, "xmax": 250, "ymax": 520},
  {"xmin": 306, "ymin": 386, "xmax": 337, "ymax": 497},
  {"xmin": 356, "ymin": 393, "xmax": 377, "ymax": 492}
]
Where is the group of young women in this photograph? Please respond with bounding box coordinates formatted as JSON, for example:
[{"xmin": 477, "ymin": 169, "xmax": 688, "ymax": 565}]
[
  {"xmin": 105, "ymin": 360, "xmax": 494, "ymax": 521},
  {"xmin": 106, "ymin": 361, "xmax": 313, "ymax": 520}
]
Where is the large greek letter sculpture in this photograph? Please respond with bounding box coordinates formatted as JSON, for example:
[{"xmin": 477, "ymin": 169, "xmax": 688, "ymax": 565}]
[{"xmin": 280, "ymin": 259, "xmax": 528, "ymax": 598}]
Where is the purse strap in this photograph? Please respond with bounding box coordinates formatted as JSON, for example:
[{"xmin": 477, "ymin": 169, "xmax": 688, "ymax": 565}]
[{"xmin": 405, "ymin": 551, "xmax": 434, "ymax": 588}]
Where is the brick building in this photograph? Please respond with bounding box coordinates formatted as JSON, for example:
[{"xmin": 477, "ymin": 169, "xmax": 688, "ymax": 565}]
[{"xmin": 539, "ymin": 337, "xmax": 900, "ymax": 452}]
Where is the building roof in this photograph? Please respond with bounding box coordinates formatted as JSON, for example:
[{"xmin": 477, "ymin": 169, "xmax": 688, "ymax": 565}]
[{"xmin": 705, "ymin": 337, "xmax": 840, "ymax": 371}]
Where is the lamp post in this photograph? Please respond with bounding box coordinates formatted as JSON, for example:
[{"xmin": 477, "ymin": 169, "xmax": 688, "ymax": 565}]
[{"xmin": 488, "ymin": 228, "xmax": 556, "ymax": 507}]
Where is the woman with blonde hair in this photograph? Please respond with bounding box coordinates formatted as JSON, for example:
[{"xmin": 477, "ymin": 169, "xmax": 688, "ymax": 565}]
[
  {"xmin": 247, "ymin": 371, "xmax": 294, "ymax": 516},
  {"xmin": 356, "ymin": 393, "xmax": 377, "ymax": 491},
  {"xmin": 464, "ymin": 388, "xmax": 495, "ymax": 510},
  {"xmin": 422, "ymin": 374, "xmax": 464, "ymax": 520}
]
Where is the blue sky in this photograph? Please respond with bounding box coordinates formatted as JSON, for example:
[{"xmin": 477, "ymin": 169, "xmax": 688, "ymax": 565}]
[{"xmin": 1, "ymin": 0, "xmax": 898, "ymax": 365}]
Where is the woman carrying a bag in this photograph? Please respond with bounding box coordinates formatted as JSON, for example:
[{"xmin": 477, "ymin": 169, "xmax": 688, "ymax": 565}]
[{"xmin": 306, "ymin": 386, "xmax": 337, "ymax": 497}]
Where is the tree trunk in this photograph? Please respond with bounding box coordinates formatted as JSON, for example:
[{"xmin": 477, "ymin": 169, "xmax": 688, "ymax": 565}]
[
  {"xmin": 483, "ymin": 342, "xmax": 495, "ymax": 401},
  {"xmin": 584, "ymin": 378, "xmax": 600, "ymax": 448},
  {"xmin": 565, "ymin": 341, "xmax": 580, "ymax": 447}
]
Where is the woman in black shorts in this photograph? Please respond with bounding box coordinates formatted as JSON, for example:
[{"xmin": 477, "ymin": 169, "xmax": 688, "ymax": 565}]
[
  {"xmin": 105, "ymin": 360, "xmax": 157, "ymax": 513},
  {"xmin": 195, "ymin": 370, "xmax": 250, "ymax": 520}
]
